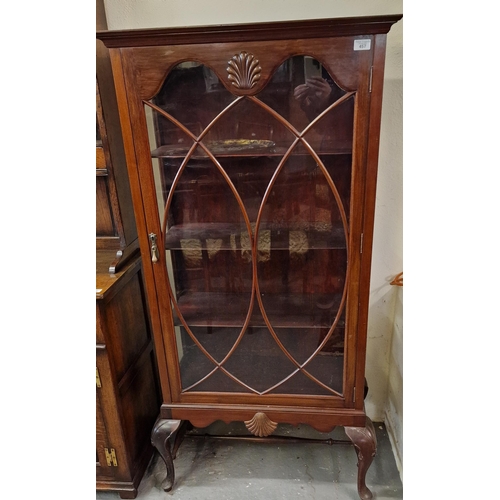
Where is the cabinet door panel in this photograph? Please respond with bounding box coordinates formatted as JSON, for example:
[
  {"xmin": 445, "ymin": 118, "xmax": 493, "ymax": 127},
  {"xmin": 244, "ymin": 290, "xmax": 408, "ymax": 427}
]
[
  {"xmin": 125, "ymin": 43, "xmax": 371, "ymax": 405},
  {"xmin": 144, "ymin": 53, "xmax": 360, "ymax": 401},
  {"xmin": 96, "ymin": 349, "xmax": 129, "ymax": 481}
]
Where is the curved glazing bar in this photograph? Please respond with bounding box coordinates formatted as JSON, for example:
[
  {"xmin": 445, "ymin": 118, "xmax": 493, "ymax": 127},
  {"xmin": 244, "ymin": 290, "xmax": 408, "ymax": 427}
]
[
  {"xmin": 144, "ymin": 57, "xmax": 354, "ymax": 396},
  {"xmin": 144, "ymin": 98, "xmax": 258, "ymax": 394}
]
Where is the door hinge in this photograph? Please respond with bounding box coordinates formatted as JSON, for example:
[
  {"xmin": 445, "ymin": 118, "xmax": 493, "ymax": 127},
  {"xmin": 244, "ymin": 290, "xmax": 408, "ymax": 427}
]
[
  {"xmin": 96, "ymin": 367, "xmax": 102, "ymax": 388},
  {"xmin": 369, "ymin": 66, "xmax": 373, "ymax": 93},
  {"xmin": 360, "ymin": 233, "xmax": 364, "ymax": 254},
  {"xmin": 353, "ymin": 387, "xmax": 356, "ymax": 402},
  {"xmin": 105, "ymin": 448, "xmax": 118, "ymax": 467}
]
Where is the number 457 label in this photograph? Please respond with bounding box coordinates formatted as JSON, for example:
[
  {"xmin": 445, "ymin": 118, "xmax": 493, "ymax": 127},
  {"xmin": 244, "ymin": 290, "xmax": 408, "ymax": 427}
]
[{"xmin": 354, "ymin": 39, "xmax": 371, "ymax": 51}]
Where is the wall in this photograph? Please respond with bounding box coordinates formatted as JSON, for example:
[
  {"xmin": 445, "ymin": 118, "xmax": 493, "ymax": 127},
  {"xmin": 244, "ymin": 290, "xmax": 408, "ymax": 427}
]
[
  {"xmin": 386, "ymin": 286, "xmax": 403, "ymax": 478},
  {"xmin": 102, "ymin": 0, "xmax": 403, "ymax": 474}
]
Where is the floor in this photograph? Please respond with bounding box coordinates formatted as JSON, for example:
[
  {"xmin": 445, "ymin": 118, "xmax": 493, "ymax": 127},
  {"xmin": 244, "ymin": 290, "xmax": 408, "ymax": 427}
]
[{"xmin": 97, "ymin": 421, "xmax": 402, "ymax": 500}]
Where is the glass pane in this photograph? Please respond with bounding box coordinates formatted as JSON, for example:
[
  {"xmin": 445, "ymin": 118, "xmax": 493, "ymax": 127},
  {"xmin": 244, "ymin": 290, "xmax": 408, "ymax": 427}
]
[
  {"xmin": 222, "ymin": 327, "xmax": 298, "ymax": 393},
  {"xmin": 145, "ymin": 57, "xmax": 353, "ymax": 396}
]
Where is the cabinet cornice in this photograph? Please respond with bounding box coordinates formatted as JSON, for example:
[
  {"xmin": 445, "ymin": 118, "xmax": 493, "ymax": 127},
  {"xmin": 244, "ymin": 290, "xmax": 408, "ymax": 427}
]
[{"xmin": 97, "ymin": 15, "xmax": 403, "ymax": 48}]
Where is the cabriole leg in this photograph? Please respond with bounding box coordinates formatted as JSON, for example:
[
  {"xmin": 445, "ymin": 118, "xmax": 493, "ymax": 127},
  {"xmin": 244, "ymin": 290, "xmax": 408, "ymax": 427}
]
[
  {"xmin": 345, "ymin": 417, "xmax": 377, "ymax": 500},
  {"xmin": 151, "ymin": 418, "xmax": 182, "ymax": 492}
]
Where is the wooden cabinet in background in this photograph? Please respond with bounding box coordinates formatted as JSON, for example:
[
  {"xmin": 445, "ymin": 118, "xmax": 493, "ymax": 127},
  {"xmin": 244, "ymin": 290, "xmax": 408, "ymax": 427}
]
[
  {"xmin": 96, "ymin": 253, "xmax": 160, "ymax": 499},
  {"xmin": 96, "ymin": 2, "xmax": 158, "ymax": 498},
  {"xmin": 97, "ymin": 14, "xmax": 402, "ymax": 500},
  {"xmin": 96, "ymin": 5, "xmax": 138, "ymax": 273}
]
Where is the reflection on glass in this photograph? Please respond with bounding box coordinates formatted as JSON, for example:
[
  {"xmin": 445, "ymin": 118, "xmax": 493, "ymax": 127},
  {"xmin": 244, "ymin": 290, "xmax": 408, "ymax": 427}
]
[{"xmin": 145, "ymin": 56, "xmax": 354, "ymax": 396}]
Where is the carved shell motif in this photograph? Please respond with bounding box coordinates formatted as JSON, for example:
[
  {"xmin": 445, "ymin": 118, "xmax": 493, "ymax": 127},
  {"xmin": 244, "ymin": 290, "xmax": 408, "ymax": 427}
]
[
  {"xmin": 244, "ymin": 412, "xmax": 278, "ymax": 437},
  {"xmin": 227, "ymin": 51, "xmax": 262, "ymax": 90}
]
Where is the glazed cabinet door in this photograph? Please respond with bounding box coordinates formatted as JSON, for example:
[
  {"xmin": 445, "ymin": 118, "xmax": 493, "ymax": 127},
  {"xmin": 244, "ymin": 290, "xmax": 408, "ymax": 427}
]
[{"xmin": 118, "ymin": 35, "xmax": 374, "ymax": 409}]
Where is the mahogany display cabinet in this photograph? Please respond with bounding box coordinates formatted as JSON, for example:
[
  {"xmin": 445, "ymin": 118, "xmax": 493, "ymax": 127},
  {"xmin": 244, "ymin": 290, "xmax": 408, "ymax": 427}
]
[{"xmin": 97, "ymin": 14, "xmax": 402, "ymax": 500}]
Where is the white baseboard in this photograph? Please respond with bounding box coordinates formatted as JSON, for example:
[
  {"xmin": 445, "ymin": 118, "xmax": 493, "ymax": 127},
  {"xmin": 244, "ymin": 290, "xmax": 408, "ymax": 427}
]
[{"xmin": 384, "ymin": 409, "xmax": 403, "ymax": 483}]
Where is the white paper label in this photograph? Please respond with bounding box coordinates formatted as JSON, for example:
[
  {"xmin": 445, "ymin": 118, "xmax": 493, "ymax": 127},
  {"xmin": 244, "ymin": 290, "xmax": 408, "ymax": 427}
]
[{"xmin": 354, "ymin": 39, "xmax": 371, "ymax": 51}]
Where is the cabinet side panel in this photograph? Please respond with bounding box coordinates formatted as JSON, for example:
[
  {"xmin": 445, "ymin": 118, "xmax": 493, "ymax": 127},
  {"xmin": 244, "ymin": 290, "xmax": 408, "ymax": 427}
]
[
  {"xmin": 341, "ymin": 50, "xmax": 373, "ymax": 406},
  {"xmin": 103, "ymin": 271, "xmax": 152, "ymax": 381},
  {"xmin": 355, "ymin": 34, "xmax": 388, "ymax": 407}
]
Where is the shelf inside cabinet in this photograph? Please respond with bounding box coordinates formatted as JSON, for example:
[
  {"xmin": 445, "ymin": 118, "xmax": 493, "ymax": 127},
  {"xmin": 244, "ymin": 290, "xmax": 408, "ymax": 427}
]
[
  {"xmin": 173, "ymin": 291, "xmax": 344, "ymax": 329},
  {"xmin": 164, "ymin": 223, "xmax": 347, "ymax": 250},
  {"xmin": 151, "ymin": 143, "xmax": 352, "ymax": 159}
]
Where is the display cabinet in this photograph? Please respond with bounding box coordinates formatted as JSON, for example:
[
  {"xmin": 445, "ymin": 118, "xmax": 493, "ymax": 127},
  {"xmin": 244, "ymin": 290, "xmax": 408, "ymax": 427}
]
[{"xmin": 97, "ymin": 15, "xmax": 401, "ymax": 500}]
